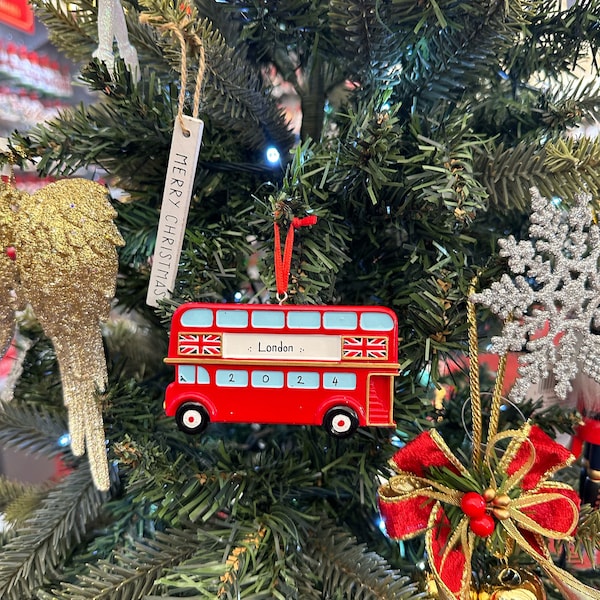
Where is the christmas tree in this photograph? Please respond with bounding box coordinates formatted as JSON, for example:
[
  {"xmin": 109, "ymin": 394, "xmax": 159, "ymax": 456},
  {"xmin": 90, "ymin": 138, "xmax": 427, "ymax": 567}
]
[{"xmin": 1, "ymin": 0, "xmax": 600, "ymax": 598}]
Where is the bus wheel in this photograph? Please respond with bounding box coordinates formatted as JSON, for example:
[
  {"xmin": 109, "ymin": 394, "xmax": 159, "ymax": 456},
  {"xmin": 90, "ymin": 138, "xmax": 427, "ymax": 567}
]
[
  {"xmin": 176, "ymin": 402, "xmax": 209, "ymax": 434},
  {"xmin": 323, "ymin": 406, "xmax": 359, "ymax": 438}
]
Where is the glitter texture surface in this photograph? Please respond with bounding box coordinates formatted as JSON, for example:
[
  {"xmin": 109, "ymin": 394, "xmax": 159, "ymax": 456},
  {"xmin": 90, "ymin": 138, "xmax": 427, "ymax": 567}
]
[
  {"xmin": 0, "ymin": 184, "xmax": 24, "ymax": 355},
  {"xmin": 1, "ymin": 178, "xmax": 124, "ymax": 490},
  {"xmin": 472, "ymin": 188, "xmax": 600, "ymax": 402}
]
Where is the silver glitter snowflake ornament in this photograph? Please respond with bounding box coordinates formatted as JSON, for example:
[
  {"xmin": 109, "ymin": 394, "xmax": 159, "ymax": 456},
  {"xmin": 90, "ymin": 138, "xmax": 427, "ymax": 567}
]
[{"xmin": 471, "ymin": 187, "xmax": 600, "ymax": 402}]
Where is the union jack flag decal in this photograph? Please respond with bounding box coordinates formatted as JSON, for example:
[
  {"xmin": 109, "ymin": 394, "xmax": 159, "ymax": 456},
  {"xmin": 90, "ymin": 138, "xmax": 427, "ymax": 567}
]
[
  {"xmin": 178, "ymin": 333, "xmax": 222, "ymax": 356},
  {"xmin": 342, "ymin": 337, "xmax": 387, "ymax": 359}
]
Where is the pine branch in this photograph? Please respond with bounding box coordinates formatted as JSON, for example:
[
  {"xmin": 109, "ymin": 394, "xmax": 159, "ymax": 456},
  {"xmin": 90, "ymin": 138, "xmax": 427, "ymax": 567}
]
[
  {"xmin": 389, "ymin": 0, "xmax": 521, "ymax": 110},
  {"xmin": 475, "ymin": 130, "xmax": 600, "ymax": 212},
  {"xmin": 138, "ymin": 1, "xmax": 294, "ymax": 150},
  {"xmin": 327, "ymin": 98, "xmax": 409, "ymax": 210},
  {"xmin": 200, "ymin": 21, "xmax": 295, "ymax": 150},
  {"xmin": 176, "ymin": 231, "xmax": 254, "ymax": 303},
  {"xmin": 384, "ymin": 0, "xmax": 519, "ymax": 31},
  {"xmin": 542, "ymin": 136, "xmax": 600, "ymax": 202},
  {"xmin": 0, "ymin": 476, "xmax": 43, "ymax": 513},
  {"xmin": 0, "ymin": 401, "xmax": 69, "ymax": 459},
  {"xmin": 153, "ymin": 521, "xmax": 317, "ymax": 600},
  {"xmin": 102, "ymin": 314, "xmax": 167, "ymax": 381},
  {"xmin": 0, "ymin": 467, "xmax": 109, "ymax": 600},
  {"xmin": 506, "ymin": 0, "xmax": 600, "ymax": 83},
  {"xmin": 327, "ymin": 0, "xmax": 407, "ymax": 80},
  {"xmin": 404, "ymin": 125, "xmax": 490, "ymax": 225},
  {"xmin": 30, "ymin": 0, "xmax": 99, "ymax": 63},
  {"xmin": 538, "ymin": 77, "xmax": 600, "ymax": 131},
  {"xmin": 223, "ymin": 0, "xmax": 332, "ymax": 67},
  {"xmin": 475, "ymin": 141, "xmax": 546, "ymax": 212},
  {"xmin": 36, "ymin": 529, "xmax": 199, "ymax": 600},
  {"xmin": 0, "ymin": 476, "xmax": 48, "ymax": 528},
  {"xmin": 32, "ymin": 0, "xmax": 175, "ymax": 75},
  {"xmin": 2, "ymin": 484, "xmax": 47, "ymax": 528},
  {"xmin": 13, "ymin": 65, "xmax": 176, "ymax": 182},
  {"xmin": 305, "ymin": 521, "xmax": 427, "ymax": 600}
]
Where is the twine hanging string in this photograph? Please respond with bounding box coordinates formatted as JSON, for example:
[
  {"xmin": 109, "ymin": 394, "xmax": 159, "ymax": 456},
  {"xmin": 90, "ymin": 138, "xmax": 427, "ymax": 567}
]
[
  {"xmin": 139, "ymin": 11, "xmax": 206, "ymax": 132},
  {"xmin": 273, "ymin": 216, "xmax": 318, "ymax": 303}
]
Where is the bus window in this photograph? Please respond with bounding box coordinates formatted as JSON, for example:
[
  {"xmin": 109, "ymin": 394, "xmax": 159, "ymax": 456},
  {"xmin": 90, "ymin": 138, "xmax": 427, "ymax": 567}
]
[
  {"xmin": 287, "ymin": 371, "xmax": 319, "ymax": 389},
  {"xmin": 323, "ymin": 372, "xmax": 356, "ymax": 390},
  {"xmin": 178, "ymin": 365, "xmax": 196, "ymax": 383},
  {"xmin": 323, "ymin": 311, "xmax": 357, "ymax": 330},
  {"xmin": 181, "ymin": 308, "xmax": 213, "ymax": 327},
  {"xmin": 252, "ymin": 370, "xmax": 284, "ymax": 388},
  {"xmin": 360, "ymin": 312, "xmax": 395, "ymax": 331},
  {"xmin": 216, "ymin": 369, "xmax": 248, "ymax": 386},
  {"xmin": 287, "ymin": 311, "xmax": 320, "ymax": 329},
  {"xmin": 197, "ymin": 367, "xmax": 210, "ymax": 384},
  {"xmin": 216, "ymin": 310, "xmax": 248, "ymax": 328},
  {"xmin": 251, "ymin": 310, "xmax": 285, "ymax": 329}
]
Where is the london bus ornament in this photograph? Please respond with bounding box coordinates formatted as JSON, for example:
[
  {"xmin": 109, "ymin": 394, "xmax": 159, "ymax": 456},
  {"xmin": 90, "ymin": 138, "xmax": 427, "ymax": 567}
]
[{"xmin": 164, "ymin": 302, "xmax": 400, "ymax": 437}]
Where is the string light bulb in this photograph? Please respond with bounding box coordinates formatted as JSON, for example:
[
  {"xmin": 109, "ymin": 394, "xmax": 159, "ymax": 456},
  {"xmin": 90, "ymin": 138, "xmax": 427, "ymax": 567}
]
[{"xmin": 265, "ymin": 146, "xmax": 280, "ymax": 165}]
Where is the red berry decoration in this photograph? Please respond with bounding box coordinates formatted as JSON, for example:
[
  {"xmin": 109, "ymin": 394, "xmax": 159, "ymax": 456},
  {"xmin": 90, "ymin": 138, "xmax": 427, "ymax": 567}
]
[
  {"xmin": 469, "ymin": 514, "xmax": 495, "ymax": 537},
  {"xmin": 460, "ymin": 491, "xmax": 487, "ymax": 517},
  {"xmin": 5, "ymin": 246, "xmax": 16, "ymax": 261}
]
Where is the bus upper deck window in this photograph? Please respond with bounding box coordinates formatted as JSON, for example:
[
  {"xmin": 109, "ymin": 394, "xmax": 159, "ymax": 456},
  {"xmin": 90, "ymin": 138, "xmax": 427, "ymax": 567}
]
[
  {"xmin": 287, "ymin": 311, "xmax": 320, "ymax": 329},
  {"xmin": 181, "ymin": 308, "xmax": 213, "ymax": 327},
  {"xmin": 216, "ymin": 310, "xmax": 249, "ymax": 328},
  {"xmin": 323, "ymin": 311, "xmax": 357, "ymax": 330},
  {"xmin": 251, "ymin": 310, "xmax": 285, "ymax": 328},
  {"xmin": 360, "ymin": 312, "xmax": 395, "ymax": 331}
]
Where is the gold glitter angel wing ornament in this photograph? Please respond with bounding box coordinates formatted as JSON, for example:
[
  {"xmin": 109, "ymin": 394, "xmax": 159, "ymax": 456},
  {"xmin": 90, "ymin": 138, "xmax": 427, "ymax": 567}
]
[
  {"xmin": 0, "ymin": 178, "xmax": 124, "ymax": 491},
  {"xmin": 0, "ymin": 183, "xmax": 23, "ymax": 355}
]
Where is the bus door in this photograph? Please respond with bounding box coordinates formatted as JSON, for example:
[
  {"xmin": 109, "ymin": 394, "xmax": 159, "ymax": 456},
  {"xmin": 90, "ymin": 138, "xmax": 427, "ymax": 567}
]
[{"xmin": 367, "ymin": 373, "xmax": 395, "ymax": 425}]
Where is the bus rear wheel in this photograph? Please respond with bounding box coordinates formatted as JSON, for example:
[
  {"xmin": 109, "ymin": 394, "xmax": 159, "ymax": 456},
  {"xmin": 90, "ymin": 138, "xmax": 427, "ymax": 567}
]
[
  {"xmin": 323, "ymin": 406, "xmax": 359, "ymax": 438},
  {"xmin": 176, "ymin": 402, "xmax": 209, "ymax": 435}
]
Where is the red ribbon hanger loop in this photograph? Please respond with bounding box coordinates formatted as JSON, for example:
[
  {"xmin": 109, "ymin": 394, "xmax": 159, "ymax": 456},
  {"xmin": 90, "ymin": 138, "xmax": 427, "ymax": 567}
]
[{"xmin": 273, "ymin": 215, "xmax": 317, "ymax": 302}]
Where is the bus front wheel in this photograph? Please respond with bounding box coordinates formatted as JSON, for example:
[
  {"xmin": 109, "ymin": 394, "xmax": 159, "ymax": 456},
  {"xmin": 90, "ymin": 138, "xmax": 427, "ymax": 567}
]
[
  {"xmin": 323, "ymin": 406, "xmax": 359, "ymax": 438},
  {"xmin": 175, "ymin": 402, "xmax": 209, "ymax": 435}
]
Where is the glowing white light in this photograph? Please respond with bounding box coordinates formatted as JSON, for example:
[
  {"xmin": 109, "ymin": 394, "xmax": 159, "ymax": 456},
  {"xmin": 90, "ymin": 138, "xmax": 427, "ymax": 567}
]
[{"xmin": 266, "ymin": 146, "xmax": 280, "ymax": 164}]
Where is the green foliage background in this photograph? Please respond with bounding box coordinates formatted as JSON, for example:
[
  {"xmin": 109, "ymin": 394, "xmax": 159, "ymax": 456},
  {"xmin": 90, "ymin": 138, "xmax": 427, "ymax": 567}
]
[{"xmin": 1, "ymin": 0, "xmax": 600, "ymax": 597}]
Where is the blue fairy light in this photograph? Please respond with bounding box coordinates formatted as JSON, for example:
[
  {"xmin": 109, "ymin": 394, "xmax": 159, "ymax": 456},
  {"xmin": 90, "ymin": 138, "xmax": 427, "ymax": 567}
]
[{"xmin": 57, "ymin": 433, "xmax": 71, "ymax": 447}]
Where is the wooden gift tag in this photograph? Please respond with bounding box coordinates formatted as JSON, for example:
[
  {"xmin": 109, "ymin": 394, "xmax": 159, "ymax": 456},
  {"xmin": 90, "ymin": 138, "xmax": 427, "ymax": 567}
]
[{"xmin": 147, "ymin": 115, "xmax": 203, "ymax": 307}]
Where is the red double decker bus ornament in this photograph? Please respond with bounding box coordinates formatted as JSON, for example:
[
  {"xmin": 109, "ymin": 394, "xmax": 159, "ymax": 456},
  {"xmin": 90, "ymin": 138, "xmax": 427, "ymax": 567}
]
[{"xmin": 164, "ymin": 302, "xmax": 399, "ymax": 437}]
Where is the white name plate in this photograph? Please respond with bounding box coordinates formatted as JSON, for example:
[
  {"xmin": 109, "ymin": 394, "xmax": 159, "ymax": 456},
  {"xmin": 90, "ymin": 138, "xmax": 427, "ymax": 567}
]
[
  {"xmin": 146, "ymin": 115, "xmax": 204, "ymax": 307},
  {"xmin": 222, "ymin": 333, "xmax": 341, "ymax": 361}
]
